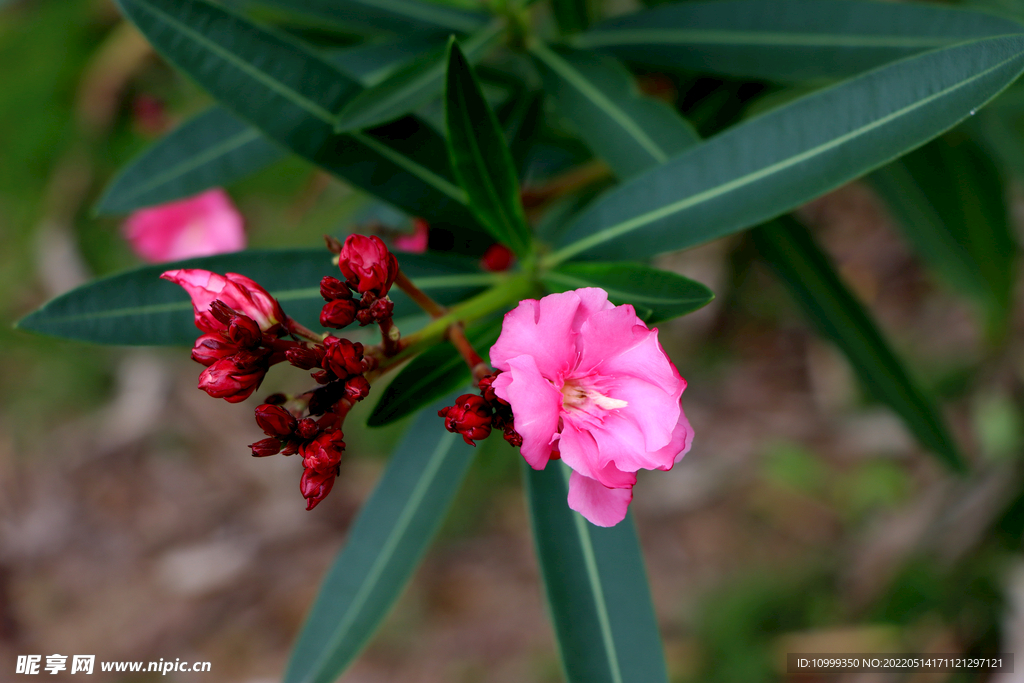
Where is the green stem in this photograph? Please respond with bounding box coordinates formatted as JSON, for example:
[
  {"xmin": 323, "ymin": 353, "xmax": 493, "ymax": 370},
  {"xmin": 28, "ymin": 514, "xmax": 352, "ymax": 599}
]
[{"xmin": 376, "ymin": 273, "xmax": 535, "ymax": 374}]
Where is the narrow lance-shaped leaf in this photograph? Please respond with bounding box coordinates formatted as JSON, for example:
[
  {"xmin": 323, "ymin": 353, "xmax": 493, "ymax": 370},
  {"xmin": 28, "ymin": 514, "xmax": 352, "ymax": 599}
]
[
  {"xmin": 526, "ymin": 462, "xmax": 669, "ymax": 683},
  {"xmin": 335, "ymin": 20, "xmax": 505, "ymax": 133},
  {"xmin": 542, "ymin": 262, "xmax": 712, "ymax": 324},
  {"xmin": 753, "ymin": 216, "xmax": 965, "ymax": 470},
  {"xmin": 94, "ymin": 35, "xmax": 448, "ymax": 215},
  {"xmin": 554, "ymin": 31, "xmax": 963, "ymax": 469},
  {"xmin": 115, "ymin": 0, "xmax": 483, "ymax": 231},
  {"xmin": 530, "ymin": 43, "xmax": 699, "ymax": 179},
  {"xmin": 870, "ymin": 133, "xmax": 1016, "ymax": 335},
  {"xmin": 284, "ymin": 399, "xmax": 476, "ymax": 683},
  {"xmin": 445, "ymin": 39, "xmax": 532, "ymax": 256},
  {"xmin": 548, "ymin": 34, "xmax": 1024, "ymax": 265},
  {"xmin": 573, "ymin": 0, "xmax": 1024, "ymax": 81},
  {"xmin": 367, "ymin": 317, "xmax": 504, "ymax": 427},
  {"xmin": 14, "ymin": 250, "xmax": 494, "ymax": 345},
  {"xmin": 244, "ymin": 0, "xmax": 487, "ymax": 37}
]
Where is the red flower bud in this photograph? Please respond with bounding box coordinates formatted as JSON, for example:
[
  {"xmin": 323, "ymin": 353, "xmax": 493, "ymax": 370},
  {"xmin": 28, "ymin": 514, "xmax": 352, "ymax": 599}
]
[
  {"xmin": 320, "ymin": 298, "xmax": 358, "ymax": 329},
  {"xmin": 296, "ymin": 417, "xmax": 320, "ymax": 440},
  {"xmin": 300, "ymin": 429, "xmax": 346, "ymax": 473},
  {"xmin": 197, "ymin": 351, "xmax": 268, "ymax": 403},
  {"xmin": 338, "ymin": 234, "xmax": 399, "ymax": 297},
  {"xmin": 322, "ymin": 337, "xmax": 365, "ymax": 378},
  {"xmin": 161, "ymin": 269, "xmax": 285, "ymax": 333},
  {"xmin": 438, "ymin": 394, "xmax": 492, "ymax": 446},
  {"xmin": 255, "ymin": 404, "xmax": 296, "ymax": 437},
  {"xmin": 191, "ymin": 333, "xmax": 235, "ymax": 366},
  {"xmin": 344, "ymin": 375, "xmax": 370, "ymax": 402},
  {"xmin": 481, "ymin": 244, "xmax": 514, "ymax": 272},
  {"xmin": 300, "ymin": 467, "xmax": 337, "ymax": 510},
  {"xmin": 320, "ymin": 276, "xmax": 352, "ymax": 301},
  {"xmin": 286, "ymin": 345, "xmax": 324, "ymax": 370},
  {"xmin": 250, "ymin": 437, "xmax": 282, "ymax": 457}
]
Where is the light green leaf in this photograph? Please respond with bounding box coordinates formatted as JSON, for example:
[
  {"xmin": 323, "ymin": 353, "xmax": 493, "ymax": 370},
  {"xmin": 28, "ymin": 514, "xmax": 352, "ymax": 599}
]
[
  {"xmin": 530, "ymin": 43, "xmax": 699, "ymax": 179},
  {"xmin": 115, "ymin": 0, "xmax": 482, "ymax": 230},
  {"xmin": 14, "ymin": 250, "xmax": 493, "ymax": 345},
  {"xmin": 368, "ymin": 317, "xmax": 503, "ymax": 427},
  {"xmin": 526, "ymin": 462, "xmax": 668, "ymax": 683},
  {"xmin": 573, "ymin": 0, "xmax": 1024, "ymax": 81},
  {"xmin": 547, "ymin": 34, "xmax": 1024, "ymax": 265},
  {"xmin": 445, "ymin": 39, "xmax": 532, "ymax": 255},
  {"xmin": 335, "ymin": 20, "xmax": 504, "ymax": 133},
  {"xmin": 753, "ymin": 216, "xmax": 965, "ymax": 471},
  {"xmin": 542, "ymin": 262, "xmax": 712, "ymax": 324},
  {"xmin": 870, "ymin": 132, "xmax": 1016, "ymax": 334},
  {"xmin": 284, "ymin": 400, "xmax": 476, "ymax": 683}
]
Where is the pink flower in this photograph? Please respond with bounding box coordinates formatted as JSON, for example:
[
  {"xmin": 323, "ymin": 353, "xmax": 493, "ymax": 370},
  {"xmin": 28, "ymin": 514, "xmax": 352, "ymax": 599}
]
[
  {"xmin": 490, "ymin": 288, "xmax": 693, "ymax": 527},
  {"xmin": 123, "ymin": 189, "xmax": 245, "ymax": 263},
  {"xmin": 338, "ymin": 235, "xmax": 399, "ymax": 297},
  {"xmin": 160, "ymin": 269, "xmax": 285, "ymax": 333},
  {"xmin": 394, "ymin": 218, "xmax": 429, "ymax": 253}
]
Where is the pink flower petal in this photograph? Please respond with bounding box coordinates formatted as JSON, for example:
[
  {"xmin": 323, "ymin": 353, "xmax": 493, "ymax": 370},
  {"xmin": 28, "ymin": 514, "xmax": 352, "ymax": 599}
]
[
  {"xmin": 123, "ymin": 189, "xmax": 245, "ymax": 264},
  {"xmin": 492, "ymin": 355, "xmax": 562, "ymax": 469},
  {"xmin": 567, "ymin": 470, "xmax": 633, "ymax": 527},
  {"xmin": 559, "ymin": 420, "xmax": 638, "ymax": 488},
  {"xmin": 490, "ymin": 291, "xmax": 582, "ymax": 378}
]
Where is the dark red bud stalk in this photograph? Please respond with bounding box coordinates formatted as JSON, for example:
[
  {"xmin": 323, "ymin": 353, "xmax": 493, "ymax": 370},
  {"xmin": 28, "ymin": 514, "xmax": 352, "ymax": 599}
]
[{"xmin": 286, "ymin": 345, "xmax": 324, "ymax": 370}]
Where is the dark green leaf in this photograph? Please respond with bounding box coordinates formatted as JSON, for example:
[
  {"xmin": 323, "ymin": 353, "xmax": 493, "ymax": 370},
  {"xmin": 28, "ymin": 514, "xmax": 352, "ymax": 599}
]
[
  {"xmin": 116, "ymin": 0, "xmax": 482, "ymax": 230},
  {"xmin": 444, "ymin": 40, "xmax": 532, "ymax": 256},
  {"xmin": 498, "ymin": 89, "xmax": 544, "ymax": 178},
  {"xmin": 753, "ymin": 216, "xmax": 965, "ymax": 471},
  {"xmin": 552, "ymin": 0, "xmax": 591, "ymax": 35},
  {"xmin": 542, "ymin": 262, "xmax": 713, "ymax": 324},
  {"xmin": 368, "ymin": 317, "xmax": 503, "ymax": 426},
  {"xmin": 285, "ymin": 400, "xmax": 476, "ymax": 683},
  {"xmin": 96, "ymin": 107, "xmax": 287, "ymax": 215},
  {"xmin": 547, "ymin": 34, "xmax": 1024, "ymax": 264},
  {"xmin": 531, "ymin": 44, "xmax": 699, "ymax": 179},
  {"xmin": 870, "ymin": 132, "xmax": 1016, "ymax": 332},
  {"xmin": 526, "ymin": 462, "xmax": 668, "ymax": 683},
  {"xmin": 14, "ymin": 250, "xmax": 494, "ymax": 345},
  {"xmin": 574, "ymin": 0, "xmax": 1024, "ymax": 81},
  {"xmin": 246, "ymin": 0, "xmax": 487, "ymax": 37},
  {"xmin": 335, "ymin": 21, "xmax": 504, "ymax": 133}
]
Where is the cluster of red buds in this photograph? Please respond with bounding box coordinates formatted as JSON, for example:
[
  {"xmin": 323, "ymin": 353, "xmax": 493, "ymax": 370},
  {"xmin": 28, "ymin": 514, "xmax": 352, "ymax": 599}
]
[
  {"xmin": 162, "ymin": 234, "xmax": 402, "ymax": 510},
  {"xmin": 439, "ymin": 371, "xmax": 522, "ymax": 448}
]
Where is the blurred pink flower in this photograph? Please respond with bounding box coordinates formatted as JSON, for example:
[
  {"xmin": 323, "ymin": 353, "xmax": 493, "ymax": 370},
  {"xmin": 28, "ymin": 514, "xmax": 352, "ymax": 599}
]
[
  {"xmin": 160, "ymin": 269, "xmax": 284, "ymax": 333},
  {"xmin": 490, "ymin": 288, "xmax": 693, "ymax": 527},
  {"xmin": 123, "ymin": 189, "xmax": 245, "ymax": 263},
  {"xmin": 394, "ymin": 218, "xmax": 429, "ymax": 253}
]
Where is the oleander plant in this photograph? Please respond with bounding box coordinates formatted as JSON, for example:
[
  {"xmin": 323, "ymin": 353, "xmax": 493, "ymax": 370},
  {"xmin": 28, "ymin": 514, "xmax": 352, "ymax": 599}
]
[{"xmin": 15, "ymin": 0, "xmax": 1024, "ymax": 679}]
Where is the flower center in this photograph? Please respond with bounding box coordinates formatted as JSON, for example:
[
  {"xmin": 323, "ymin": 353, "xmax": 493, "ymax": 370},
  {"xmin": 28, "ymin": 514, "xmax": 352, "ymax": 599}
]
[{"xmin": 560, "ymin": 376, "xmax": 628, "ymax": 414}]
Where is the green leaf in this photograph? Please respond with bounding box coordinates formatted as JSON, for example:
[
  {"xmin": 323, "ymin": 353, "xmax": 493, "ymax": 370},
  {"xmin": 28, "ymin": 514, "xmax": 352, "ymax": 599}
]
[
  {"xmin": 94, "ymin": 36, "xmax": 449, "ymax": 214},
  {"xmin": 552, "ymin": 0, "xmax": 591, "ymax": 35},
  {"xmin": 284, "ymin": 400, "xmax": 476, "ymax": 683},
  {"xmin": 525, "ymin": 462, "xmax": 669, "ymax": 683},
  {"xmin": 14, "ymin": 250, "xmax": 494, "ymax": 345},
  {"xmin": 530, "ymin": 44, "xmax": 699, "ymax": 179},
  {"xmin": 444, "ymin": 39, "xmax": 532, "ymax": 256},
  {"xmin": 547, "ymin": 34, "xmax": 1024, "ymax": 265},
  {"xmin": 115, "ymin": 0, "xmax": 482, "ymax": 230},
  {"xmin": 870, "ymin": 132, "xmax": 1016, "ymax": 333},
  {"xmin": 498, "ymin": 89, "xmax": 544, "ymax": 178},
  {"xmin": 246, "ymin": 0, "xmax": 487, "ymax": 37},
  {"xmin": 752, "ymin": 216, "xmax": 965, "ymax": 471},
  {"xmin": 335, "ymin": 21, "xmax": 504, "ymax": 133},
  {"xmin": 96, "ymin": 107, "xmax": 287, "ymax": 215},
  {"xmin": 573, "ymin": 0, "xmax": 1024, "ymax": 81},
  {"xmin": 368, "ymin": 317, "xmax": 503, "ymax": 427},
  {"xmin": 542, "ymin": 262, "xmax": 713, "ymax": 324}
]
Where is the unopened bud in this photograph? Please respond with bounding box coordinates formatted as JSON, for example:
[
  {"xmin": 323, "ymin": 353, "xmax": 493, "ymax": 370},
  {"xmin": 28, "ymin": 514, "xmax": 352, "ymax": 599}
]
[
  {"xmin": 301, "ymin": 429, "xmax": 346, "ymax": 473},
  {"xmin": 296, "ymin": 418, "xmax": 320, "ymax": 440},
  {"xmin": 438, "ymin": 394, "xmax": 492, "ymax": 446},
  {"xmin": 338, "ymin": 234, "xmax": 399, "ymax": 297},
  {"xmin": 250, "ymin": 437, "xmax": 282, "ymax": 457},
  {"xmin": 320, "ymin": 276, "xmax": 352, "ymax": 301},
  {"xmin": 320, "ymin": 298, "xmax": 358, "ymax": 329},
  {"xmin": 344, "ymin": 375, "xmax": 370, "ymax": 402},
  {"xmin": 197, "ymin": 351, "xmax": 269, "ymax": 403},
  {"xmin": 322, "ymin": 337, "xmax": 365, "ymax": 378},
  {"xmin": 255, "ymin": 404, "xmax": 296, "ymax": 437},
  {"xmin": 300, "ymin": 466, "xmax": 337, "ymax": 510},
  {"xmin": 191, "ymin": 333, "xmax": 235, "ymax": 367}
]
